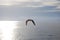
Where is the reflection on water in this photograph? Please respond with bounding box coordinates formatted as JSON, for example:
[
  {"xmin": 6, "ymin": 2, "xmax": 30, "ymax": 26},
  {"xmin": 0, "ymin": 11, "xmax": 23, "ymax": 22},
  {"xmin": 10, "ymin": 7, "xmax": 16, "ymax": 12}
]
[
  {"xmin": 0, "ymin": 21, "xmax": 60, "ymax": 40},
  {"xmin": 0, "ymin": 21, "xmax": 18, "ymax": 40}
]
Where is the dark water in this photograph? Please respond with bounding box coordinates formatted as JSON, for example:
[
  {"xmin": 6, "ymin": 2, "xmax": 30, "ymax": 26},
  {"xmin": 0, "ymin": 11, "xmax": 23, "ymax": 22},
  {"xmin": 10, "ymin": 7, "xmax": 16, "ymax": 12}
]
[{"xmin": 0, "ymin": 21, "xmax": 60, "ymax": 40}]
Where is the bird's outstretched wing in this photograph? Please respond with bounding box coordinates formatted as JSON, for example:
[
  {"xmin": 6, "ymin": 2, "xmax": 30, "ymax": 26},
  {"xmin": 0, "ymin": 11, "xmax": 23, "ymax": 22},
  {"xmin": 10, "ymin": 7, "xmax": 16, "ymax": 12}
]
[
  {"xmin": 31, "ymin": 20, "xmax": 36, "ymax": 25},
  {"xmin": 26, "ymin": 19, "xmax": 36, "ymax": 26}
]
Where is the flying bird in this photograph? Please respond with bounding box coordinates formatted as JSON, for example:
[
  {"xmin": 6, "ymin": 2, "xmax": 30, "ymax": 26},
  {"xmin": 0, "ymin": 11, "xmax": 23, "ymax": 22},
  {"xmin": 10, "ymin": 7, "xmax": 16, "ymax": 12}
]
[{"xmin": 26, "ymin": 19, "xmax": 36, "ymax": 26}]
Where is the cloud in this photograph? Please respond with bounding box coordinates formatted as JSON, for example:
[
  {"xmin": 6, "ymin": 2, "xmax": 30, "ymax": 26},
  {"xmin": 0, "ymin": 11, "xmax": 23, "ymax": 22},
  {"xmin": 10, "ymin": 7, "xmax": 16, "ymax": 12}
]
[
  {"xmin": 0, "ymin": 0, "xmax": 57, "ymax": 5},
  {"xmin": 55, "ymin": 2, "xmax": 60, "ymax": 9},
  {"xmin": 0, "ymin": 0, "xmax": 60, "ymax": 9}
]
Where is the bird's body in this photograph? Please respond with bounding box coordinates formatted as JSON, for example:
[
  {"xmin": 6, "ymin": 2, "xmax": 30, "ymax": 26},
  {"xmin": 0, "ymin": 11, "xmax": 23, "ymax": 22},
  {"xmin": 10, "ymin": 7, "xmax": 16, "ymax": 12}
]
[{"xmin": 26, "ymin": 19, "xmax": 36, "ymax": 26}]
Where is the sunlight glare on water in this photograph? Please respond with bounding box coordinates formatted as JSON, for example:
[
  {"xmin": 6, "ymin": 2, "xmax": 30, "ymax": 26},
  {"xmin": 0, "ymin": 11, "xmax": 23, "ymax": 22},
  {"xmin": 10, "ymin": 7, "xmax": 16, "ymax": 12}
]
[{"xmin": 0, "ymin": 21, "xmax": 18, "ymax": 40}]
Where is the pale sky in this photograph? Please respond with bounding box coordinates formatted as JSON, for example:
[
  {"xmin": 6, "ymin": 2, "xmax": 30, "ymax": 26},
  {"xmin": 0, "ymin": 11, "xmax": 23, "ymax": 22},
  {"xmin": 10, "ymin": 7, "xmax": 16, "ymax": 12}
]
[
  {"xmin": 0, "ymin": 0, "xmax": 58, "ymax": 5},
  {"xmin": 0, "ymin": 0, "xmax": 60, "ymax": 20},
  {"xmin": 0, "ymin": 0, "xmax": 60, "ymax": 9}
]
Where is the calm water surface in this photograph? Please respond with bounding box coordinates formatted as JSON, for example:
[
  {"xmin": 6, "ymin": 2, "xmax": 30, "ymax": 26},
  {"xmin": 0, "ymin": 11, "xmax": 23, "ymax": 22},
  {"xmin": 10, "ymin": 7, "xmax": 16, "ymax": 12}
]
[{"xmin": 0, "ymin": 21, "xmax": 60, "ymax": 40}]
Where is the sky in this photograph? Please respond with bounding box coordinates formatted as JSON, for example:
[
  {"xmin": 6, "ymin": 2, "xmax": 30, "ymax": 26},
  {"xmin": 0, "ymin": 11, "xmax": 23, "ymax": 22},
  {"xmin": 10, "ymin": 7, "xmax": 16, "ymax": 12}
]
[
  {"xmin": 0, "ymin": 0, "xmax": 60, "ymax": 21},
  {"xmin": 0, "ymin": 0, "xmax": 60, "ymax": 8},
  {"xmin": 0, "ymin": 6, "xmax": 60, "ymax": 21}
]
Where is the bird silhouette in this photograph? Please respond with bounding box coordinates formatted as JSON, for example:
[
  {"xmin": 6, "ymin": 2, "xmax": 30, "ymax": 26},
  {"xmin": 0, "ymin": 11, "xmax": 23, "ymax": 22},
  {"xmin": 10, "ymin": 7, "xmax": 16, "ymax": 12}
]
[{"xmin": 26, "ymin": 19, "xmax": 36, "ymax": 26}]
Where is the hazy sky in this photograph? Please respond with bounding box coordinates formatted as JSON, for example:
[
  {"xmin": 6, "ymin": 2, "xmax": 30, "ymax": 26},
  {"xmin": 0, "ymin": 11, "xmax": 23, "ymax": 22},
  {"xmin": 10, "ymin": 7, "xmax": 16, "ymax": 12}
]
[
  {"xmin": 0, "ymin": 6, "xmax": 60, "ymax": 21},
  {"xmin": 0, "ymin": 0, "xmax": 60, "ymax": 9},
  {"xmin": 0, "ymin": 0, "xmax": 60, "ymax": 21}
]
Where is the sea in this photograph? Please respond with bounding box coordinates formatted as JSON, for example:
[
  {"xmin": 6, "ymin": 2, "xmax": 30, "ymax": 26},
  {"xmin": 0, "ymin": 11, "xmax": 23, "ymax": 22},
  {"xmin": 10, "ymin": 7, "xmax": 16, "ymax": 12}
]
[{"xmin": 0, "ymin": 20, "xmax": 60, "ymax": 40}]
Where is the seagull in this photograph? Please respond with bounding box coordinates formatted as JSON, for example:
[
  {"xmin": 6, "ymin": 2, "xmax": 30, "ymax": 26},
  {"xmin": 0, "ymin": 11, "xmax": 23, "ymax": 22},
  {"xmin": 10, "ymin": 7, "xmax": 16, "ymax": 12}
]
[{"xmin": 26, "ymin": 19, "xmax": 36, "ymax": 26}]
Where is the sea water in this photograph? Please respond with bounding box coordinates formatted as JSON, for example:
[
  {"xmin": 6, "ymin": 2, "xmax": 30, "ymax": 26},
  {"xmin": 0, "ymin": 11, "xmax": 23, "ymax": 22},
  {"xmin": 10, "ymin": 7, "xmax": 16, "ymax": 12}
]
[{"xmin": 0, "ymin": 20, "xmax": 60, "ymax": 40}]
